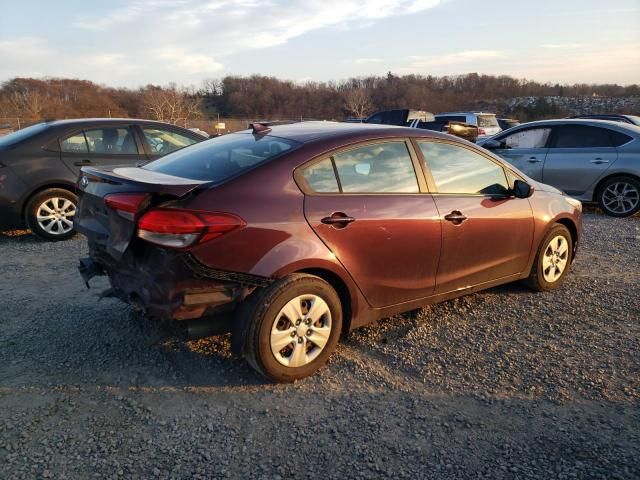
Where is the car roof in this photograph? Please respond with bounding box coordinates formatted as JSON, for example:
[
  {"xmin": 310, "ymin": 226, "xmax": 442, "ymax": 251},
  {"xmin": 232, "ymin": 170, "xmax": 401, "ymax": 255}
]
[
  {"xmin": 42, "ymin": 118, "xmax": 186, "ymax": 128},
  {"xmin": 514, "ymin": 118, "xmax": 639, "ymax": 129},
  {"xmin": 497, "ymin": 118, "xmax": 640, "ymax": 137},
  {"xmin": 236, "ymin": 121, "xmax": 453, "ymax": 144},
  {"xmin": 436, "ymin": 112, "xmax": 496, "ymax": 116}
]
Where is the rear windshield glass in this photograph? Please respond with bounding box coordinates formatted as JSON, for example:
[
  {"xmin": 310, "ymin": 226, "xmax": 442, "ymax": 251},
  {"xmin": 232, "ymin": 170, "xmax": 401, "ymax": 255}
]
[
  {"xmin": 0, "ymin": 122, "xmax": 49, "ymax": 148},
  {"xmin": 143, "ymin": 132, "xmax": 301, "ymax": 182},
  {"xmin": 477, "ymin": 115, "xmax": 498, "ymax": 128}
]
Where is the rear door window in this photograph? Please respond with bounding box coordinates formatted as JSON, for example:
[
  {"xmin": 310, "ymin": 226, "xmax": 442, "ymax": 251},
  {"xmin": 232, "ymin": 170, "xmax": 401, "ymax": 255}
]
[
  {"xmin": 332, "ymin": 142, "xmax": 419, "ymax": 193},
  {"xmin": 299, "ymin": 141, "xmax": 420, "ymax": 194},
  {"xmin": 84, "ymin": 127, "xmax": 138, "ymax": 154},
  {"xmin": 301, "ymin": 158, "xmax": 339, "ymax": 193},
  {"xmin": 551, "ymin": 125, "xmax": 613, "ymax": 148},
  {"xmin": 142, "ymin": 127, "xmax": 198, "ymax": 155},
  {"xmin": 608, "ymin": 130, "xmax": 633, "ymax": 147},
  {"xmin": 60, "ymin": 132, "xmax": 89, "ymax": 153}
]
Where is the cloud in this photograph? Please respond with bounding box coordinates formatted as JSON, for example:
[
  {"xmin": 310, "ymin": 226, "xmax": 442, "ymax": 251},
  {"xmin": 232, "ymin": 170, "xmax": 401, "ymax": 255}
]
[
  {"xmin": 73, "ymin": 0, "xmax": 441, "ymax": 50},
  {"xmin": 0, "ymin": 37, "xmax": 55, "ymax": 59},
  {"xmin": 399, "ymin": 50, "xmax": 505, "ymax": 73},
  {"xmin": 35, "ymin": 0, "xmax": 436, "ymax": 86},
  {"xmin": 541, "ymin": 43, "xmax": 584, "ymax": 49},
  {"xmin": 351, "ymin": 58, "xmax": 384, "ymax": 64}
]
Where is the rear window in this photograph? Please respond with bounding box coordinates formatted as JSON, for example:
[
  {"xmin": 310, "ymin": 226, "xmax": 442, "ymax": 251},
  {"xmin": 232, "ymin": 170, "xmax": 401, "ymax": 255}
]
[
  {"xmin": 143, "ymin": 133, "xmax": 300, "ymax": 182},
  {"xmin": 477, "ymin": 115, "xmax": 498, "ymax": 128},
  {"xmin": 436, "ymin": 115, "xmax": 466, "ymax": 123},
  {"xmin": 0, "ymin": 122, "xmax": 49, "ymax": 148},
  {"xmin": 552, "ymin": 125, "xmax": 613, "ymax": 148}
]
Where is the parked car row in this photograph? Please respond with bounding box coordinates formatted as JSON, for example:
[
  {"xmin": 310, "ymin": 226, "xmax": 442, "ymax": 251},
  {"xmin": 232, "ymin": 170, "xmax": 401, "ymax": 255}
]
[
  {"xmin": 74, "ymin": 121, "xmax": 582, "ymax": 381},
  {"xmin": 0, "ymin": 119, "xmax": 206, "ymax": 239},
  {"xmin": 480, "ymin": 119, "xmax": 640, "ymax": 217},
  {"xmin": 0, "ymin": 113, "xmax": 636, "ymax": 382}
]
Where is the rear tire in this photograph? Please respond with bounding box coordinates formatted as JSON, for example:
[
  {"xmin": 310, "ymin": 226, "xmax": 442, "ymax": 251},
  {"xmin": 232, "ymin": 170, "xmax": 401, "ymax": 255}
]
[
  {"xmin": 597, "ymin": 176, "xmax": 640, "ymax": 217},
  {"xmin": 26, "ymin": 188, "xmax": 77, "ymax": 241},
  {"xmin": 234, "ymin": 274, "xmax": 342, "ymax": 382},
  {"xmin": 524, "ymin": 224, "xmax": 572, "ymax": 292}
]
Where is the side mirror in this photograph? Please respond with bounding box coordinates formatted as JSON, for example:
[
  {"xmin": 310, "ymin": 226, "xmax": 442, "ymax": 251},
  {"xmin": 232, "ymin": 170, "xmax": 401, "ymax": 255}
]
[
  {"xmin": 482, "ymin": 139, "xmax": 502, "ymax": 150},
  {"xmin": 484, "ymin": 139, "xmax": 510, "ymax": 150},
  {"xmin": 513, "ymin": 179, "xmax": 533, "ymax": 198}
]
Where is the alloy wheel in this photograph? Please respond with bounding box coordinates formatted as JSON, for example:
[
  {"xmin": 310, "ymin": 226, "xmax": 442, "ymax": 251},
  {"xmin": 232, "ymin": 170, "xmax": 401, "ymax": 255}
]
[
  {"xmin": 601, "ymin": 181, "xmax": 640, "ymax": 215},
  {"xmin": 270, "ymin": 294, "xmax": 332, "ymax": 368},
  {"xmin": 542, "ymin": 235, "xmax": 569, "ymax": 283},
  {"xmin": 36, "ymin": 197, "xmax": 76, "ymax": 236}
]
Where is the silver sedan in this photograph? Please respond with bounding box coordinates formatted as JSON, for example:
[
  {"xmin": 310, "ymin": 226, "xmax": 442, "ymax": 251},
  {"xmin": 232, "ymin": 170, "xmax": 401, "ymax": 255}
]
[{"xmin": 480, "ymin": 119, "xmax": 640, "ymax": 217}]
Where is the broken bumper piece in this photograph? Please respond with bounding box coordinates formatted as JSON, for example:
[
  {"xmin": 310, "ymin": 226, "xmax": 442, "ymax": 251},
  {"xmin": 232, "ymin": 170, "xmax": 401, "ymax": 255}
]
[{"xmin": 78, "ymin": 250, "xmax": 273, "ymax": 322}]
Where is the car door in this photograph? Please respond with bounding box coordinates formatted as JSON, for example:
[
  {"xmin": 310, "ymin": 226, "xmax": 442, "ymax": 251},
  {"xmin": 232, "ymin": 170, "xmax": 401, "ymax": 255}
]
[
  {"xmin": 299, "ymin": 140, "xmax": 442, "ymax": 308},
  {"xmin": 415, "ymin": 139, "xmax": 534, "ymax": 294},
  {"xmin": 60, "ymin": 125, "xmax": 142, "ymax": 176},
  {"xmin": 489, "ymin": 126, "xmax": 552, "ymax": 180},
  {"xmin": 138, "ymin": 125, "xmax": 201, "ymax": 161},
  {"xmin": 543, "ymin": 124, "xmax": 617, "ymax": 196}
]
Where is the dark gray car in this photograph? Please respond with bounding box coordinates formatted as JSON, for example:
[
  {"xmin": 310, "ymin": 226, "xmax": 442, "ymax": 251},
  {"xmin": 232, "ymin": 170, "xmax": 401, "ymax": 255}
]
[
  {"xmin": 480, "ymin": 119, "xmax": 640, "ymax": 217},
  {"xmin": 0, "ymin": 118, "xmax": 206, "ymax": 240}
]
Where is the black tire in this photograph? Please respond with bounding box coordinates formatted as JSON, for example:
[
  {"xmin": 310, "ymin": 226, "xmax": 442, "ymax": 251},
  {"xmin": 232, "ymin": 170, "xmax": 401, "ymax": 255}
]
[
  {"xmin": 26, "ymin": 188, "xmax": 78, "ymax": 241},
  {"xmin": 597, "ymin": 176, "xmax": 640, "ymax": 217},
  {"xmin": 524, "ymin": 224, "xmax": 572, "ymax": 292},
  {"xmin": 234, "ymin": 273, "xmax": 342, "ymax": 382}
]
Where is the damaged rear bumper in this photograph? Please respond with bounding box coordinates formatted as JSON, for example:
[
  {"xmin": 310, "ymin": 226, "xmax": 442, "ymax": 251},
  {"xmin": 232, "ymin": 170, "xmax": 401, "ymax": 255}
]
[{"xmin": 80, "ymin": 245, "xmax": 273, "ymax": 322}]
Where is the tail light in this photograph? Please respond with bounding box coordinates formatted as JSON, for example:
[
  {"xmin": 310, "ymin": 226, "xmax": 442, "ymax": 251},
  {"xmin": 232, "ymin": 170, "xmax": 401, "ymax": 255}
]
[
  {"xmin": 478, "ymin": 128, "xmax": 486, "ymax": 135},
  {"xmin": 137, "ymin": 208, "xmax": 244, "ymax": 249},
  {"xmin": 104, "ymin": 193, "xmax": 149, "ymax": 220}
]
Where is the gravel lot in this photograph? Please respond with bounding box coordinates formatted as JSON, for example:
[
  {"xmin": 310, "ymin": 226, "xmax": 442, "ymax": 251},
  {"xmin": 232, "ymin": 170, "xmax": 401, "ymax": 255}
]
[{"xmin": 1, "ymin": 211, "xmax": 638, "ymax": 479}]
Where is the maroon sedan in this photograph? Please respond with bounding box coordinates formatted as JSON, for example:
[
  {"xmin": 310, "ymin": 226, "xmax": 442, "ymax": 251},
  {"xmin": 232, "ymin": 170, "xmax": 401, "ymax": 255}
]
[{"xmin": 75, "ymin": 122, "xmax": 582, "ymax": 381}]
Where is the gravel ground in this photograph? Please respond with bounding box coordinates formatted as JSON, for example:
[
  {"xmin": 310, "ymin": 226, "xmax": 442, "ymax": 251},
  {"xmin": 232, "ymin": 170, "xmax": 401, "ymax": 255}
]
[{"xmin": 0, "ymin": 211, "xmax": 638, "ymax": 479}]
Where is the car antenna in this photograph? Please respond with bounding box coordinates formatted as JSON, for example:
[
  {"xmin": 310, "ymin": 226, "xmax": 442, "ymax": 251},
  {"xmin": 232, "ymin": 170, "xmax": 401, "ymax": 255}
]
[{"xmin": 249, "ymin": 123, "xmax": 272, "ymax": 135}]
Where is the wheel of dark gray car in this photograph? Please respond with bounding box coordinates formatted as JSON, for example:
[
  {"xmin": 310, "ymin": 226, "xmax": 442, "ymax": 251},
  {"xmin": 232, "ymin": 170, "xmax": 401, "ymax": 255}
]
[
  {"xmin": 524, "ymin": 224, "xmax": 572, "ymax": 292},
  {"xmin": 597, "ymin": 176, "xmax": 640, "ymax": 217},
  {"xmin": 26, "ymin": 188, "xmax": 77, "ymax": 241},
  {"xmin": 235, "ymin": 273, "xmax": 342, "ymax": 382}
]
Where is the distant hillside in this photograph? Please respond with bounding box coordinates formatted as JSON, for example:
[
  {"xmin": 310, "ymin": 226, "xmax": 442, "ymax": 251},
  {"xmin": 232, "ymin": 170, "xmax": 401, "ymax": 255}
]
[{"xmin": 1, "ymin": 73, "xmax": 638, "ymax": 128}]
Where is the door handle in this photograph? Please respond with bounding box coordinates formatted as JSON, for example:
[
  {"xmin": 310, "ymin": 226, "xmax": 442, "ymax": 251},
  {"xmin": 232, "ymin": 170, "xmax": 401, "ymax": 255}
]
[
  {"xmin": 528, "ymin": 157, "xmax": 542, "ymax": 163},
  {"xmin": 321, "ymin": 212, "xmax": 356, "ymax": 228},
  {"xmin": 73, "ymin": 159, "xmax": 93, "ymax": 166},
  {"xmin": 444, "ymin": 211, "xmax": 467, "ymax": 225},
  {"xmin": 590, "ymin": 158, "xmax": 609, "ymax": 164}
]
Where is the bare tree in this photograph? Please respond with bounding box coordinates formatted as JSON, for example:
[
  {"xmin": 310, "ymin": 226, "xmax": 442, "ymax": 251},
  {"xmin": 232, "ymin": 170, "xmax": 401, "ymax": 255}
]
[
  {"xmin": 9, "ymin": 89, "xmax": 45, "ymax": 118},
  {"xmin": 141, "ymin": 84, "xmax": 202, "ymax": 126},
  {"xmin": 343, "ymin": 88, "xmax": 373, "ymax": 118}
]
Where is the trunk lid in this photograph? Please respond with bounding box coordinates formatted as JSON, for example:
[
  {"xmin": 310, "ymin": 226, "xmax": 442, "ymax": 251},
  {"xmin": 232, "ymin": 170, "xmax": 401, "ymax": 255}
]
[{"xmin": 75, "ymin": 166, "xmax": 209, "ymax": 260}]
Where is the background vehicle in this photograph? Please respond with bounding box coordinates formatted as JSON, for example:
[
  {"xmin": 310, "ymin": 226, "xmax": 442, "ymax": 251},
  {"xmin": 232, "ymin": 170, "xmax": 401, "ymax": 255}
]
[
  {"xmin": 75, "ymin": 122, "xmax": 581, "ymax": 382},
  {"xmin": 365, "ymin": 109, "xmax": 479, "ymax": 142},
  {"xmin": 435, "ymin": 111, "xmax": 502, "ymax": 139},
  {"xmin": 480, "ymin": 119, "xmax": 640, "ymax": 216},
  {"xmin": 498, "ymin": 118, "xmax": 520, "ymax": 130},
  {"xmin": 569, "ymin": 114, "xmax": 640, "ymax": 126},
  {"xmin": 0, "ymin": 118, "xmax": 206, "ymax": 240}
]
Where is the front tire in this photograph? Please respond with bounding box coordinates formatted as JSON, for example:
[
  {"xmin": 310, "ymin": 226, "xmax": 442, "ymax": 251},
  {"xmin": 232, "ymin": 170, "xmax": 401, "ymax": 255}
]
[
  {"xmin": 525, "ymin": 224, "xmax": 572, "ymax": 292},
  {"xmin": 597, "ymin": 176, "xmax": 640, "ymax": 217},
  {"xmin": 26, "ymin": 188, "xmax": 77, "ymax": 241},
  {"xmin": 235, "ymin": 274, "xmax": 342, "ymax": 382}
]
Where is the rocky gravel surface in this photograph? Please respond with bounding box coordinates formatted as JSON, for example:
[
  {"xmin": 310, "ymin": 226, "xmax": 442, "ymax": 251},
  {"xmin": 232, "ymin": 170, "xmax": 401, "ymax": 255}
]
[{"xmin": 0, "ymin": 211, "xmax": 638, "ymax": 479}]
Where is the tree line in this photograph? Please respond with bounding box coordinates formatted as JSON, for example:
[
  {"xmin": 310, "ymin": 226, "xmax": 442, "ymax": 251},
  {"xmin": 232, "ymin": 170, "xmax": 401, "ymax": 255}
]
[{"xmin": 1, "ymin": 73, "xmax": 638, "ymax": 130}]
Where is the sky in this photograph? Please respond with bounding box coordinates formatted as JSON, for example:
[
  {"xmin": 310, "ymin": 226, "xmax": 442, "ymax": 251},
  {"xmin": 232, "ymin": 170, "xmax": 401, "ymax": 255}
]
[{"xmin": 0, "ymin": 0, "xmax": 639, "ymax": 88}]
